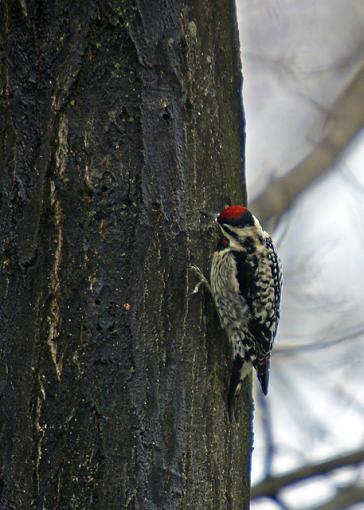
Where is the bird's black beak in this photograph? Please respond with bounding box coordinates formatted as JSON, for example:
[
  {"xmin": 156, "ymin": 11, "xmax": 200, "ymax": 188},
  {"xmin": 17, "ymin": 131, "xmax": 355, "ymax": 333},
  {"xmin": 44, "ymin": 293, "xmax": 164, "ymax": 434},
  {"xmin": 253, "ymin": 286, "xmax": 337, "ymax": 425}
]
[{"xmin": 199, "ymin": 210, "xmax": 218, "ymax": 221}]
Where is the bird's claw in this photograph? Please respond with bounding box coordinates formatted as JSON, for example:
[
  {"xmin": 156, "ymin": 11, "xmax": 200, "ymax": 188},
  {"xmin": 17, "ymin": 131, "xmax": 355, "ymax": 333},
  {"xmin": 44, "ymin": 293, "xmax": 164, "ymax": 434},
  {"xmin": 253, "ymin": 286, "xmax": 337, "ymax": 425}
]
[
  {"xmin": 191, "ymin": 281, "xmax": 203, "ymax": 295},
  {"xmin": 188, "ymin": 265, "xmax": 211, "ymax": 295}
]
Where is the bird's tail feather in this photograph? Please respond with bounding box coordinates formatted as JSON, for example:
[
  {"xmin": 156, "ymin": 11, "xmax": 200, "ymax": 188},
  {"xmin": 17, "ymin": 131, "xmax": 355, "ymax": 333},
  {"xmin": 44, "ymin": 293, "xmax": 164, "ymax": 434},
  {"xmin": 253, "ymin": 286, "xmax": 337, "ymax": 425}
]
[
  {"xmin": 256, "ymin": 358, "xmax": 270, "ymax": 395},
  {"xmin": 228, "ymin": 355, "xmax": 252, "ymax": 421}
]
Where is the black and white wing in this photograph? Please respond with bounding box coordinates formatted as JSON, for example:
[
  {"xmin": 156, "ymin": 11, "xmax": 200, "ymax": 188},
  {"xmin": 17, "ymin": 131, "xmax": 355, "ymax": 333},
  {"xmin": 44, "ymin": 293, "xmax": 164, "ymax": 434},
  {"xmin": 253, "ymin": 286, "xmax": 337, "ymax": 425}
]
[{"xmin": 232, "ymin": 234, "xmax": 282, "ymax": 394}]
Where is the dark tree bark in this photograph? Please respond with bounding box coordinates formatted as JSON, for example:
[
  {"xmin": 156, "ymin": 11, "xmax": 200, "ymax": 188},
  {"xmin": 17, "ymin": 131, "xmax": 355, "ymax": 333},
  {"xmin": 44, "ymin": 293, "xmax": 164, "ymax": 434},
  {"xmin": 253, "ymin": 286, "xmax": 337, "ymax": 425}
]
[{"xmin": 0, "ymin": 1, "xmax": 249, "ymax": 509}]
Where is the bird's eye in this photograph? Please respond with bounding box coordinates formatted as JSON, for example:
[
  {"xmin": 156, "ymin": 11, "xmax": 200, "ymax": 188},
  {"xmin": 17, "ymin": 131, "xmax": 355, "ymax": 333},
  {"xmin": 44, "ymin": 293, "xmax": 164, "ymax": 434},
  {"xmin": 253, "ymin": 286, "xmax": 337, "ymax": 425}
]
[{"xmin": 222, "ymin": 237, "xmax": 229, "ymax": 247}]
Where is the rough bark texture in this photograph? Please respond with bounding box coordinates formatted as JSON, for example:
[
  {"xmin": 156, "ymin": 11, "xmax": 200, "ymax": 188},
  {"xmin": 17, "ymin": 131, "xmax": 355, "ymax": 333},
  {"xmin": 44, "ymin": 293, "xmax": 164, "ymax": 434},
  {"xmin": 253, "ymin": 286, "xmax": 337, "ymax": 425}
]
[{"xmin": 0, "ymin": 1, "xmax": 249, "ymax": 509}]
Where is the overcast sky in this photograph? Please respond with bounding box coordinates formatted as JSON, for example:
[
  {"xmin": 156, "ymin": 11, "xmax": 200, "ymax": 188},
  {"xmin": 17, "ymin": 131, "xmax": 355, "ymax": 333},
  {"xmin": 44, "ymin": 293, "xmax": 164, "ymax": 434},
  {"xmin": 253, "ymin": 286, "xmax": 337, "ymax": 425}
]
[{"xmin": 236, "ymin": 1, "xmax": 364, "ymax": 508}]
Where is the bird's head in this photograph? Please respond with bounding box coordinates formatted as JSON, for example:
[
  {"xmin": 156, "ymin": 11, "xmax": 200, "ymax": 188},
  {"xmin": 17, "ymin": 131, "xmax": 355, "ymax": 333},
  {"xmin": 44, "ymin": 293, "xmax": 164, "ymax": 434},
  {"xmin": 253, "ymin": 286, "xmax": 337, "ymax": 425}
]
[
  {"xmin": 200, "ymin": 205, "xmax": 256, "ymax": 247},
  {"xmin": 217, "ymin": 205, "xmax": 254, "ymax": 229}
]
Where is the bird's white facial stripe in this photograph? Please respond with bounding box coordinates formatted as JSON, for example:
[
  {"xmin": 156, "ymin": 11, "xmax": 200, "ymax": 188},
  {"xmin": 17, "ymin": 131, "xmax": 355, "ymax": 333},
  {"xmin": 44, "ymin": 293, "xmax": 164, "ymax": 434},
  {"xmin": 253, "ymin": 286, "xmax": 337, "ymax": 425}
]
[{"xmin": 221, "ymin": 224, "xmax": 255, "ymax": 240}]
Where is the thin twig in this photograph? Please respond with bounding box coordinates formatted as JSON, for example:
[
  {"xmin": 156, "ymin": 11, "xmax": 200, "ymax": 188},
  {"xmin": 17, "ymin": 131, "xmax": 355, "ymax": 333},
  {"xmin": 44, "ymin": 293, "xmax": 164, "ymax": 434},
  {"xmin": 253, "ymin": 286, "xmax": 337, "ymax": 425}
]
[{"xmin": 252, "ymin": 448, "xmax": 364, "ymax": 499}]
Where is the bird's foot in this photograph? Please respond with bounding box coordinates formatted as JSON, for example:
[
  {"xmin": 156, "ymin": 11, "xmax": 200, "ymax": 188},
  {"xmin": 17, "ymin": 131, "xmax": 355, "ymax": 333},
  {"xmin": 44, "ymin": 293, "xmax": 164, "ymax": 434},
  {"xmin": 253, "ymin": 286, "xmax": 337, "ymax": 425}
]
[{"xmin": 188, "ymin": 265, "xmax": 211, "ymax": 295}]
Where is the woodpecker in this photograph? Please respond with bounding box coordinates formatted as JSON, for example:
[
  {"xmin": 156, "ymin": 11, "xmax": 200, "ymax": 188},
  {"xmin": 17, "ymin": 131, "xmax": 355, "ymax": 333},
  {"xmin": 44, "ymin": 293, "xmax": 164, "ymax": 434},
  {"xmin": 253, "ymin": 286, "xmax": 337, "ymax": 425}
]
[{"xmin": 191, "ymin": 205, "xmax": 282, "ymax": 419}]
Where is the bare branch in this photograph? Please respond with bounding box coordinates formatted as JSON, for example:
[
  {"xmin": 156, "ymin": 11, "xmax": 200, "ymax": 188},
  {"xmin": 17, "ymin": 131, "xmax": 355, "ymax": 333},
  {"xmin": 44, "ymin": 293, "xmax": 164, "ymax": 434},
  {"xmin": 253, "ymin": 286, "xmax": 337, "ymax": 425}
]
[
  {"xmin": 307, "ymin": 484, "xmax": 364, "ymax": 510},
  {"xmin": 250, "ymin": 60, "xmax": 364, "ymax": 223},
  {"xmin": 272, "ymin": 496, "xmax": 291, "ymax": 510},
  {"xmin": 275, "ymin": 322, "xmax": 364, "ymax": 355},
  {"xmin": 252, "ymin": 448, "xmax": 364, "ymax": 500}
]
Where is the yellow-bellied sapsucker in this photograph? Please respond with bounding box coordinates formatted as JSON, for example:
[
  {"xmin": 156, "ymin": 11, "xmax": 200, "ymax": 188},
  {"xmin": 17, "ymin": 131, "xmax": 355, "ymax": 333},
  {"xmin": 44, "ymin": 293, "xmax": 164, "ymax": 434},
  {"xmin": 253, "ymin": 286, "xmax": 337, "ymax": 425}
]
[{"xmin": 191, "ymin": 205, "xmax": 282, "ymax": 419}]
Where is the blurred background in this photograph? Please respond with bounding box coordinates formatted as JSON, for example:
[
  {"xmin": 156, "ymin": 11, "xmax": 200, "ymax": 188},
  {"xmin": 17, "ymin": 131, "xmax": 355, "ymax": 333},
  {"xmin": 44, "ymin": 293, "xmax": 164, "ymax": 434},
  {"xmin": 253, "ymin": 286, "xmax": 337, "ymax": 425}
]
[{"xmin": 236, "ymin": 1, "xmax": 364, "ymax": 509}]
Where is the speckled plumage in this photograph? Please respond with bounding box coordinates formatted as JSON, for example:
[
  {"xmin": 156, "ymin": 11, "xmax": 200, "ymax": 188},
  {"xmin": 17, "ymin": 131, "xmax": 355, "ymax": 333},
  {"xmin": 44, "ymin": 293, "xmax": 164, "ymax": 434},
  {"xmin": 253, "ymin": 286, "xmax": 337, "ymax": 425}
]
[{"xmin": 209, "ymin": 206, "xmax": 282, "ymax": 417}]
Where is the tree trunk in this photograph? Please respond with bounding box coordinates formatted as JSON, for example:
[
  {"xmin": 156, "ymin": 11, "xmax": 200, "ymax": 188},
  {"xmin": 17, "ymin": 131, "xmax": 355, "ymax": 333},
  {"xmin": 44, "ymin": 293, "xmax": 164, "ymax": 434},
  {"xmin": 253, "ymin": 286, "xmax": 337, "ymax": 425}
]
[{"xmin": 0, "ymin": 1, "xmax": 250, "ymax": 509}]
